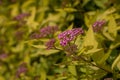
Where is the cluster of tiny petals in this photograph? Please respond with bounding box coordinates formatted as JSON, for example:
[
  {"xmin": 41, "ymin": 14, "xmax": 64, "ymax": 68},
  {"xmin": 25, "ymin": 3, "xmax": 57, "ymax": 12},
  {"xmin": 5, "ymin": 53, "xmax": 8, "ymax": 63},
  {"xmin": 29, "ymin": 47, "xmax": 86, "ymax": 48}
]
[
  {"xmin": 92, "ymin": 20, "xmax": 106, "ymax": 32},
  {"xmin": 31, "ymin": 26, "xmax": 59, "ymax": 39},
  {"xmin": 0, "ymin": 53, "xmax": 8, "ymax": 59},
  {"xmin": 45, "ymin": 39, "xmax": 56, "ymax": 49},
  {"xmin": 16, "ymin": 63, "xmax": 27, "ymax": 77},
  {"xmin": 58, "ymin": 28, "xmax": 84, "ymax": 46},
  {"xmin": 14, "ymin": 13, "xmax": 30, "ymax": 21}
]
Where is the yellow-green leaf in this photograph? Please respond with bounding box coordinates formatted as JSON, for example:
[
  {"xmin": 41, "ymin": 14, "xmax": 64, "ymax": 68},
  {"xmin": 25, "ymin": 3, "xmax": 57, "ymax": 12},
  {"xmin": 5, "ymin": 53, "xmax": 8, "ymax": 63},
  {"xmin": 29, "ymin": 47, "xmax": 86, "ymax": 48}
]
[
  {"xmin": 112, "ymin": 54, "xmax": 120, "ymax": 70},
  {"xmin": 108, "ymin": 15, "xmax": 117, "ymax": 38},
  {"xmin": 83, "ymin": 26, "xmax": 98, "ymax": 50},
  {"xmin": 68, "ymin": 65, "xmax": 77, "ymax": 76}
]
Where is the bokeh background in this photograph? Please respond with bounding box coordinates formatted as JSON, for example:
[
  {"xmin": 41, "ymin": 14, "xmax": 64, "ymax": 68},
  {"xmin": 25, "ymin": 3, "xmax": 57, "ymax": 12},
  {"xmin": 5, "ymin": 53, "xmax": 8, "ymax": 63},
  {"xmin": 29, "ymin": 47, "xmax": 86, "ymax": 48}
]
[{"xmin": 0, "ymin": 0, "xmax": 120, "ymax": 80}]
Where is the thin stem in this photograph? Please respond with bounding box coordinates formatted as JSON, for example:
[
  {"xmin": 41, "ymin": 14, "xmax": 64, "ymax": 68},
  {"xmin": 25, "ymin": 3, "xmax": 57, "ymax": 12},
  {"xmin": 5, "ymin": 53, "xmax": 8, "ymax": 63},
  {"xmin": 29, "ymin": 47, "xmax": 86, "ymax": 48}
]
[{"xmin": 79, "ymin": 56, "xmax": 112, "ymax": 73}]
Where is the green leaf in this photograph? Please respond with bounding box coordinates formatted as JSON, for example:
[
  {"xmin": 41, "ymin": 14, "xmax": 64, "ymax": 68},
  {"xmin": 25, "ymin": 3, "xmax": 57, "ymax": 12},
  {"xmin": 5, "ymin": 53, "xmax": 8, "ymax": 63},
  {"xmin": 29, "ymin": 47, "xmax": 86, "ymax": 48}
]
[
  {"xmin": 68, "ymin": 65, "xmax": 77, "ymax": 76},
  {"xmin": 117, "ymin": 61, "xmax": 120, "ymax": 71},
  {"xmin": 56, "ymin": 77, "xmax": 67, "ymax": 80},
  {"xmin": 21, "ymin": 0, "xmax": 35, "ymax": 10},
  {"xmin": 55, "ymin": 8, "xmax": 77, "ymax": 13},
  {"xmin": 26, "ymin": 7, "xmax": 39, "ymax": 32},
  {"xmin": 99, "ymin": 49, "xmax": 112, "ymax": 64},
  {"xmin": 8, "ymin": 3, "xmax": 19, "ymax": 17},
  {"xmin": 84, "ymin": 12, "xmax": 97, "ymax": 28},
  {"xmin": 11, "ymin": 42, "xmax": 24, "ymax": 53},
  {"xmin": 31, "ymin": 49, "xmax": 59, "ymax": 57},
  {"xmin": 82, "ymin": 0, "xmax": 90, "ymax": 7},
  {"xmin": 86, "ymin": 48, "xmax": 103, "ymax": 54},
  {"xmin": 63, "ymin": 8, "xmax": 77, "ymax": 12},
  {"xmin": 108, "ymin": 15, "xmax": 117, "ymax": 38},
  {"xmin": 103, "ymin": 27, "xmax": 115, "ymax": 41},
  {"xmin": 24, "ymin": 53, "xmax": 30, "ymax": 67},
  {"xmin": 110, "ymin": 42, "xmax": 120, "ymax": 49},
  {"xmin": 83, "ymin": 26, "xmax": 98, "ymax": 51},
  {"xmin": 30, "ymin": 44, "xmax": 46, "ymax": 49},
  {"xmin": 94, "ymin": 0, "xmax": 106, "ymax": 9},
  {"xmin": 112, "ymin": 54, "xmax": 120, "ymax": 70},
  {"xmin": 40, "ymin": 68, "xmax": 46, "ymax": 80},
  {"xmin": 91, "ymin": 49, "xmax": 104, "ymax": 63},
  {"xmin": 67, "ymin": 23, "xmax": 74, "ymax": 30}
]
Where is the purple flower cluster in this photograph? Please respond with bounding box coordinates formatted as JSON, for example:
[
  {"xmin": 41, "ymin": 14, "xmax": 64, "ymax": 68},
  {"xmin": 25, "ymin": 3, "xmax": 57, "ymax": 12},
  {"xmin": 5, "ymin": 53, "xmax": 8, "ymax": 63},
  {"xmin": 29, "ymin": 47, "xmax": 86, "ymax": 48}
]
[
  {"xmin": 0, "ymin": 53, "xmax": 8, "ymax": 59},
  {"xmin": 14, "ymin": 13, "xmax": 30, "ymax": 21},
  {"xmin": 39, "ymin": 26, "xmax": 59, "ymax": 37},
  {"xmin": 45, "ymin": 39, "xmax": 56, "ymax": 49},
  {"xmin": 16, "ymin": 63, "xmax": 27, "ymax": 77},
  {"xmin": 92, "ymin": 20, "xmax": 106, "ymax": 32},
  {"xmin": 58, "ymin": 28, "xmax": 84, "ymax": 46},
  {"xmin": 31, "ymin": 26, "xmax": 59, "ymax": 39}
]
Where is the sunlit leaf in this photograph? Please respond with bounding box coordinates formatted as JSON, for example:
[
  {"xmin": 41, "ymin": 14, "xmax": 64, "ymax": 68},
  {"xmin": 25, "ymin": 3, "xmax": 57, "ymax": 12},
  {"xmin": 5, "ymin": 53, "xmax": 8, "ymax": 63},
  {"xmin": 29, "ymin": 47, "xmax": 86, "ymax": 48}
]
[
  {"xmin": 108, "ymin": 15, "xmax": 117, "ymax": 38},
  {"xmin": 11, "ymin": 42, "xmax": 24, "ymax": 53},
  {"xmin": 30, "ymin": 44, "xmax": 46, "ymax": 49},
  {"xmin": 68, "ymin": 65, "xmax": 77, "ymax": 76},
  {"xmin": 83, "ymin": 26, "xmax": 98, "ymax": 51},
  {"xmin": 94, "ymin": 0, "xmax": 106, "ymax": 9},
  {"xmin": 112, "ymin": 54, "xmax": 120, "ymax": 70},
  {"xmin": 99, "ymin": 49, "xmax": 112, "ymax": 64},
  {"xmin": 21, "ymin": 0, "xmax": 35, "ymax": 11},
  {"xmin": 8, "ymin": 3, "xmax": 19, "ymax": 17},
  {"xmin": 40, "ymin": 68, "xmax": 46, "ymax": 80}
]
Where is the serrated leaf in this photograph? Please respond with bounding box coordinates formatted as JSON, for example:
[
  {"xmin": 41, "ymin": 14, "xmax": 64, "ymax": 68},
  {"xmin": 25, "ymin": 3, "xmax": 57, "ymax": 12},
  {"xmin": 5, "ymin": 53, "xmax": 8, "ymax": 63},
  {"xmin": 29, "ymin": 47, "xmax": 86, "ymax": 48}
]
[{"xmin": 112, "ymin": 54, "xmax": 120, "ymax": 70}]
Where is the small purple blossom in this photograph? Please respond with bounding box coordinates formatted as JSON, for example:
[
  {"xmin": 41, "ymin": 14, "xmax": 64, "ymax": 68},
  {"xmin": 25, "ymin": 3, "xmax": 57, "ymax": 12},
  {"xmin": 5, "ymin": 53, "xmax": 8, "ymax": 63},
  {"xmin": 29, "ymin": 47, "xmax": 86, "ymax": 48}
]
[
  {"xmin": 14, "ymin": 13, "xmax": 30, "ymax": 21},
  {"xmin": 0, "ymin": 53, "xmax": 8, "ymax": 59},
  {"xmin": 31, "ymin": 26, "xmax": 59, "ymax": 39},
  {"xmin": 45, "ymin": 39, "xmax": 56, "ymax": 49},
  {"xmin": 30, "ymin": 32, "xmax": 41, "ymax": 39},
  {"xmin": 92, "ymin": 20, "xmax": 106, "ymax": 32},
  {"xmin": 58, "ymin": 28, "xmax": 84, "ymax": 46},
  {"xmin": 16, "ymin": 63, "xmax": 27, "ymax": 78},
  {"xmin": 39, "ymin": 26, "xmax": 59, "ymax": 37}
]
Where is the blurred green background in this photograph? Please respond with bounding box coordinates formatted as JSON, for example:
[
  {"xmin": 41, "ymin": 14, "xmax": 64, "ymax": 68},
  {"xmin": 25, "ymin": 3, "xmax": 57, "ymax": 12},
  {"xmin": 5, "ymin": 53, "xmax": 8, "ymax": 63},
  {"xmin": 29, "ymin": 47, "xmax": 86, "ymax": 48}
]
[{"xmin": 0, "ymin": 0, "xmax": 120, "ymax": 80}]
